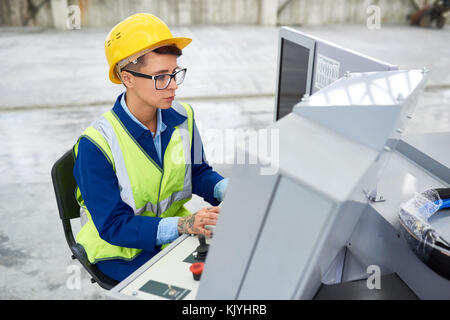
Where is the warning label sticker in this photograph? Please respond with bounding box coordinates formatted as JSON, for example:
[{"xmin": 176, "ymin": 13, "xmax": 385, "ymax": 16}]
[{"xmin": 315, "ymin": 54, "xmax": 340, "ymax": 90}]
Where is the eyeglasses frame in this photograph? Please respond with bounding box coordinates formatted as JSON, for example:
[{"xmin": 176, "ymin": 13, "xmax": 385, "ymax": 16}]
[{"xmin": 122, "ymin": 68, "xmax": 187, "ymax": 90}]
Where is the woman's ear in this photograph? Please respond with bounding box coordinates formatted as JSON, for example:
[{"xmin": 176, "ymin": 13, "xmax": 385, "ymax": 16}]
[{"xmin": 120, "ymin": 70, "xmax": 134, "ymax": 88}]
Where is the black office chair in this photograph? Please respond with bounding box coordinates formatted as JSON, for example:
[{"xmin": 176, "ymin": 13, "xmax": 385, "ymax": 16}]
[{"xmin": 51, "ymin": 149, "xmax": 119, "ymax": 290}]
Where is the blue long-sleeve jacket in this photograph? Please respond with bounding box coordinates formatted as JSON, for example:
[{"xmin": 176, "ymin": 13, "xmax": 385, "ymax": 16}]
[{"xmin": 73, "ymin": 93, "xmax": 224, "ymax": 281}]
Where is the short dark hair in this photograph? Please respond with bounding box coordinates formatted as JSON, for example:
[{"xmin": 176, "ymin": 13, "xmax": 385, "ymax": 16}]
[
  {"xmin": 124, "ymin": 45, "xmax": 182, "ymax": 72},
  {"xmin": 154, "ymin": 45, "xmax": 182, "ymax": 56}
]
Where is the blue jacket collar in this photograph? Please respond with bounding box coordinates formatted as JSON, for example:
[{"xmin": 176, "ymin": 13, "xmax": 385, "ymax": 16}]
[{"xmin": 112, "ymin": 93, "xmax": 187, "ymax": 140}]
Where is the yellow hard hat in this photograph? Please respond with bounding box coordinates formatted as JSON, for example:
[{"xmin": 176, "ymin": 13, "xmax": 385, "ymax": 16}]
[{"xmin": 105, "ymin": 13, "xmax": 192, "ymax": 84}]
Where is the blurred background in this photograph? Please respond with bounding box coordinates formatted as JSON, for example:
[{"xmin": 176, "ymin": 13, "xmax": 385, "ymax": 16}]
[{"xmin": 0, "ymin": 0, "xmax": 449, "ymax": 299}]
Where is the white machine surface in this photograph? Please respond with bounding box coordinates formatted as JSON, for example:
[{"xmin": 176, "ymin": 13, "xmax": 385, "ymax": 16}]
[{"xmin": 107, "ymin": 235, "xmax": 208, "ymax": 300}]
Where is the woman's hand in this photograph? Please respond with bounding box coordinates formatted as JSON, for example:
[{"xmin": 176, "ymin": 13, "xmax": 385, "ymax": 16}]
[{"xmin": 177, "ymin": 206, "xmax": 220, "ymax": 237}]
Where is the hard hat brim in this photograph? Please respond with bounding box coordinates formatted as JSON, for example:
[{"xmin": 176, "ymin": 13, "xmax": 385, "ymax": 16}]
[{"xmin": 109, "ymin": 36, "xmax": 192, "ymax": 84}]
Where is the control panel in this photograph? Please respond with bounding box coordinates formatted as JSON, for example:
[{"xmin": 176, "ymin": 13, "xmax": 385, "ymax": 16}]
[{"xmin": 107, "ymin": 234, "xmax": 211, "ymax": 300}]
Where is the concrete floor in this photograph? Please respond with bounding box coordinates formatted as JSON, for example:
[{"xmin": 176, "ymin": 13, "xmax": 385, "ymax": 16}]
[{"xmin": 0, "ymin": 24, "xmax": 449, "ymax": 299}]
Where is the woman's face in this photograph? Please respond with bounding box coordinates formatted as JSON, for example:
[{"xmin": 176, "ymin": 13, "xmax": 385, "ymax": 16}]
[{"xmin": 124, "ymin": 52, "xmax": 180, "ymax": 109}]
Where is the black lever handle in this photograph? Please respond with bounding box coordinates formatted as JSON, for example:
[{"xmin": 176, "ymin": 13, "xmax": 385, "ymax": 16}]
[{"xmin": 195, "ymin": 235, "xmax": 209, "ymax": 261}]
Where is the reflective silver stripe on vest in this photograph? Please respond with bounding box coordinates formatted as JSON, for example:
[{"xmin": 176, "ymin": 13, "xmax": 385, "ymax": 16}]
[
  {"xmin": 80, "ymin": 207, "xmax": 88, "ymax": 227},
  {"xmin": 92, "ymin": 116, "xmax": 138, "ymax": 213},
  {"xmin": 135, "ymin": 189, "xmax": 192, "ymax": 216},
  {"xmin": 135, "ymin": 202, "xmax": 158, "ymax": 216},
  {"xmin": 171, "ymin": 101, "xmax": 188, "ymax": 117}
]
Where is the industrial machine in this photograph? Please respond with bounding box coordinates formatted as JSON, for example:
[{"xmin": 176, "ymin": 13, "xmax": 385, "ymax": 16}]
[
  {"xmin": 408, "ymin": 0, "xmax": 450, "ymax": 29},
  {"xmin": 107, "ymin": 28, "xmax": 450, "ymax": 300}
]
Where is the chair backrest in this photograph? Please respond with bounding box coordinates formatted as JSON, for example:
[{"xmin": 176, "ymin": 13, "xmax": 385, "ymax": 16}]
[
  {"xmin": 51, "ymin": 149, "xmax": 119, "ymax": 290},
  {"xmin": 51, "ymin": 149, "xmax": 80, "ymax": 221}
]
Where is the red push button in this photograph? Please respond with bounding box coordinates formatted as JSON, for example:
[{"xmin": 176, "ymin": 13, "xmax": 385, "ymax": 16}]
[{"xmin": 189, "ymin": 262, "xmax": 205, "ymax": 281}]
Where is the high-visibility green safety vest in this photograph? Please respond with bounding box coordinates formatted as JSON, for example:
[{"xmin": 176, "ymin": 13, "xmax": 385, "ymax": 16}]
[{"xmin": 73, "ymin": 102, "xmax": 194, "ymax": 264}]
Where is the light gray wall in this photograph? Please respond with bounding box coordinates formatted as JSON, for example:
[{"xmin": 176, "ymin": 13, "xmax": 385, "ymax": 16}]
[
  {"xmin": 71, "ymin": 0, "xmax": 265, "ymax": 27},
  {"xmin": 0, "ymin": 0, "xmax": 425, "ymax": 28},
  {"xmin": 277, "ymin": 0, "xmax": 417, "ymax": 26}
]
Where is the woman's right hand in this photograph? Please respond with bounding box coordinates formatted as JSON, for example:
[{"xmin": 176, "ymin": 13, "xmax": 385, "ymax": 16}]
[{"xmin": 177, "ymin": 206, "xmax": 220, "ymax": 237}]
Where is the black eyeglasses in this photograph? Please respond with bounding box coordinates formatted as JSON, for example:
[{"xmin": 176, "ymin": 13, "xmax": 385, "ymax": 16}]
[{"xmin": 123, "ymin": 68, "xmax": 187, "ymax": 90}]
